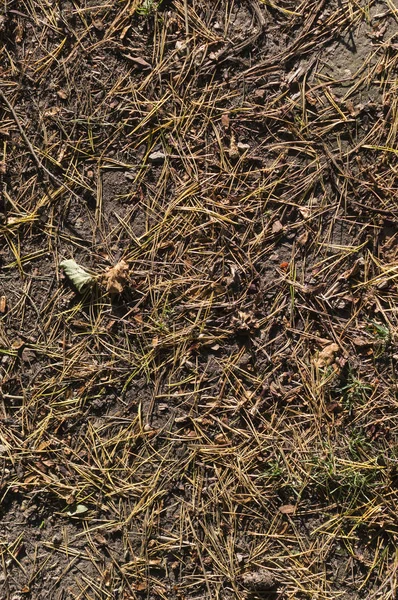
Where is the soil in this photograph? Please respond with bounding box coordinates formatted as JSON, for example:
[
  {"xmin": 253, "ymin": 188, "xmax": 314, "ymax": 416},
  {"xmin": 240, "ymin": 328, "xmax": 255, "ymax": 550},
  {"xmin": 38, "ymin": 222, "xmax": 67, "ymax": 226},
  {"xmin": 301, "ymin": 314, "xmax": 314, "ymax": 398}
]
[{"xmin": 1, "ymin": 1, "xmax": 398, "ymax": 599}]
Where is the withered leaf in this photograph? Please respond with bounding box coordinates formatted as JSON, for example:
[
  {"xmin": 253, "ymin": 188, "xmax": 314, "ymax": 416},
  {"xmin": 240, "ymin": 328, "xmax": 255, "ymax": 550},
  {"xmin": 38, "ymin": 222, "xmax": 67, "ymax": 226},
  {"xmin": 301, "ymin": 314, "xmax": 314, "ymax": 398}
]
[
  {"xmin": 101, "ymin": 260, "xmax": 129, "ymax": 294},
  {"xmin": 279, "ymin": 504, "xmax": 296, "ymax": 515},
  {"xmin": 272, "ymin": 220, "xmax": 284, "ymax": 234},
  {"xmin": 314, "ymin": 342, "xmax": 339, "ymax": 368}
]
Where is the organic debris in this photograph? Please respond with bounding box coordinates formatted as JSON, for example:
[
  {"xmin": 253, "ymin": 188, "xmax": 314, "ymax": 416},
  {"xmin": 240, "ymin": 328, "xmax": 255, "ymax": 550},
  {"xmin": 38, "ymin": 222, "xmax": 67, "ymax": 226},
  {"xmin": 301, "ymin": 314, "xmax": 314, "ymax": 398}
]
[
  {"xmin": 60, "ymin": 259, "xmax": 95, "ymax": 292},
  {"xmin": 314, "ymin": 342, "xmax": 339, "ymax": 369},
  {"xmin": 242, "ymin": 568, "xmax": 275, "ymax": 591},
  {"xmin": 100, "ymin": 260, "xmax": 130, "ymax": 294}
]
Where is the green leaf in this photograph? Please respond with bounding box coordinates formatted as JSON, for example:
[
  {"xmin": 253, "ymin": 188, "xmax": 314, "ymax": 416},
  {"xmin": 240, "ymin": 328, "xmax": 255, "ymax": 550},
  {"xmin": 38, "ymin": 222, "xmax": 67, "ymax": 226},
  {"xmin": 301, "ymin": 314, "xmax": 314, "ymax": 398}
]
[
  {"xmin": 67, "ymin": 504, "xmax": 89, "ymax": 516},
  {"xmin": 60, "ymin": 259, "xmax": 95, "ymax": 292}
]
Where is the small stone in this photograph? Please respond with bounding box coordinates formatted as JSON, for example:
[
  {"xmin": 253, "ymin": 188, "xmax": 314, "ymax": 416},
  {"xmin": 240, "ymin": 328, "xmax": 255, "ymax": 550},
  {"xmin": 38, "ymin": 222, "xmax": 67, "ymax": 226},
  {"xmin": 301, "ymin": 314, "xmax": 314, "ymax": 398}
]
[{"xmin": 148, "ymin": 151, "xmax": 166, "ymax": 162}]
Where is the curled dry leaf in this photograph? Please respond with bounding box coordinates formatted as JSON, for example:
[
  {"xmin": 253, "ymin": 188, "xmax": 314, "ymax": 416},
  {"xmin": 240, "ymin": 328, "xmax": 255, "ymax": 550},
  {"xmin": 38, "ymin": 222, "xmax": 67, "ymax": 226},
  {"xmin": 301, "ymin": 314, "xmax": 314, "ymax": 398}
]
[
  {"xmin": 101, "ymin": 260, "xmax": 130, "ymax": 294},
  {"xmin": 314, "ymin": 342, "xmax": 339, "ymax": 368}
]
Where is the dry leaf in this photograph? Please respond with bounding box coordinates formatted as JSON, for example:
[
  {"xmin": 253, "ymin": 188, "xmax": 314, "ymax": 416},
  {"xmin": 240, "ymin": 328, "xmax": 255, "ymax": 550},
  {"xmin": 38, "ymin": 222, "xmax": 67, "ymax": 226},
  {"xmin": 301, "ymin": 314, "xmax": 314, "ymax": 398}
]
[
  {"xmin": 314, "ymin": 342, "xmax": 339, "ymax": 368},
  {"xmin": 272, "ymin": 220, "xmax": 283, "ymax": 234},
  {"xmin": 214, "ymin": 433, "xmax": 230, "ymax": 445},
  {"xmin": 279, "ymin": 504, "xmax": 296, "ymax": 515},
  {"xmin": 122, "ymin": 53, "xmax": 152, "ymax": 69},
  {"xmin": 237, "ymin": 142, "xmax": 250, "ymax": 152},
  {"xmin": 221, "ymin": 113, "xmax": 230, "ymax": 129},
  {"xmin": 299, "ymin": 206, "xmax": 311, "ymax": 219},
  {"xmin": 101, "ymin": 260, "xmax": 129, "ymax": 294},
  {"xmin": 0, "ymin": 296, "xmax": 6, "ymax": 313},
  {"xmin": 133, "ymin": 582, "xmax": 147, "ymax": 592}
]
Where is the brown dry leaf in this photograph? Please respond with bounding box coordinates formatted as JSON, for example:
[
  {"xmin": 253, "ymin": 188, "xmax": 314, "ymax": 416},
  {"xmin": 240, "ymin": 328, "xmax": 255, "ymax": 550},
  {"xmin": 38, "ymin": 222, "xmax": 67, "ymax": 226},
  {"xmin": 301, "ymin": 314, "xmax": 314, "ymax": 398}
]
[
  {"xmin": 272, "ymin": 220, "xmax": 284, "ymax": 234},
  {"xmin": 101, "ymin": 260, "xmax": 129, "ymax": 294},
  {"xmin": 314, "ymin": 342, "xmax": 339, "ymax": 368},
  {"xmin": 352, "ymin": 336, "xmax": 372, "ymax": 348},
  {"xmin": 221, "ymin": 113, "xmax": 230, "ymax": 129},
  {"xmin": 133, "ymin": 582, "xmax": 147, "ymax": 592},
  {"xmin": 122, "ymin": 53, "xmax": 152, "ymax": 69},
  {"xmin": 279, "ymin": 504, "xmax": 296, "ymax": 515},
  {"xmin": 214, "ymin": 433, "xmax": 230, "ymax": 445},
  {"xmin": 0, "ymin": 296, "xmax": 6, "ymax": 313}
]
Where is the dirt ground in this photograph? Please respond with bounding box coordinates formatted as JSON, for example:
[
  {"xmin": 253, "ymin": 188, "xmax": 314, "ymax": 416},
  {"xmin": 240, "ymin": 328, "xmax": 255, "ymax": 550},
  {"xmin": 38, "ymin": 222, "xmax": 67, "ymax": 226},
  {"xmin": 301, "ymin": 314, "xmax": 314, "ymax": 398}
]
[{"xmin": 1, "ymin": 0, "xmax": 398, "ymax": 599}]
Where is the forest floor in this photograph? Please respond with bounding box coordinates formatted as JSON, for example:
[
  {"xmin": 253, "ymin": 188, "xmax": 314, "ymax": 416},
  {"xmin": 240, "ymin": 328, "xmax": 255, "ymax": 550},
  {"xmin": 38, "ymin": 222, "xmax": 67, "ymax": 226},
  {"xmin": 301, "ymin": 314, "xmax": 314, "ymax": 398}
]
[{"xmin": 1, "ymin": 1, "xmax": 398, "ymax": 599}]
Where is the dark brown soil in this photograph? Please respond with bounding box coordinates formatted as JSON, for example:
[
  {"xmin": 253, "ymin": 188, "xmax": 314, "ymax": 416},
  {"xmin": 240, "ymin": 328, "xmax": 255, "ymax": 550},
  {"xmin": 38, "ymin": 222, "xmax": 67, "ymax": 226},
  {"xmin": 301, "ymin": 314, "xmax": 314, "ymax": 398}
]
[{"xmin": 1, "ymin": 1, "xmax": 398, "ymax": 599}]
